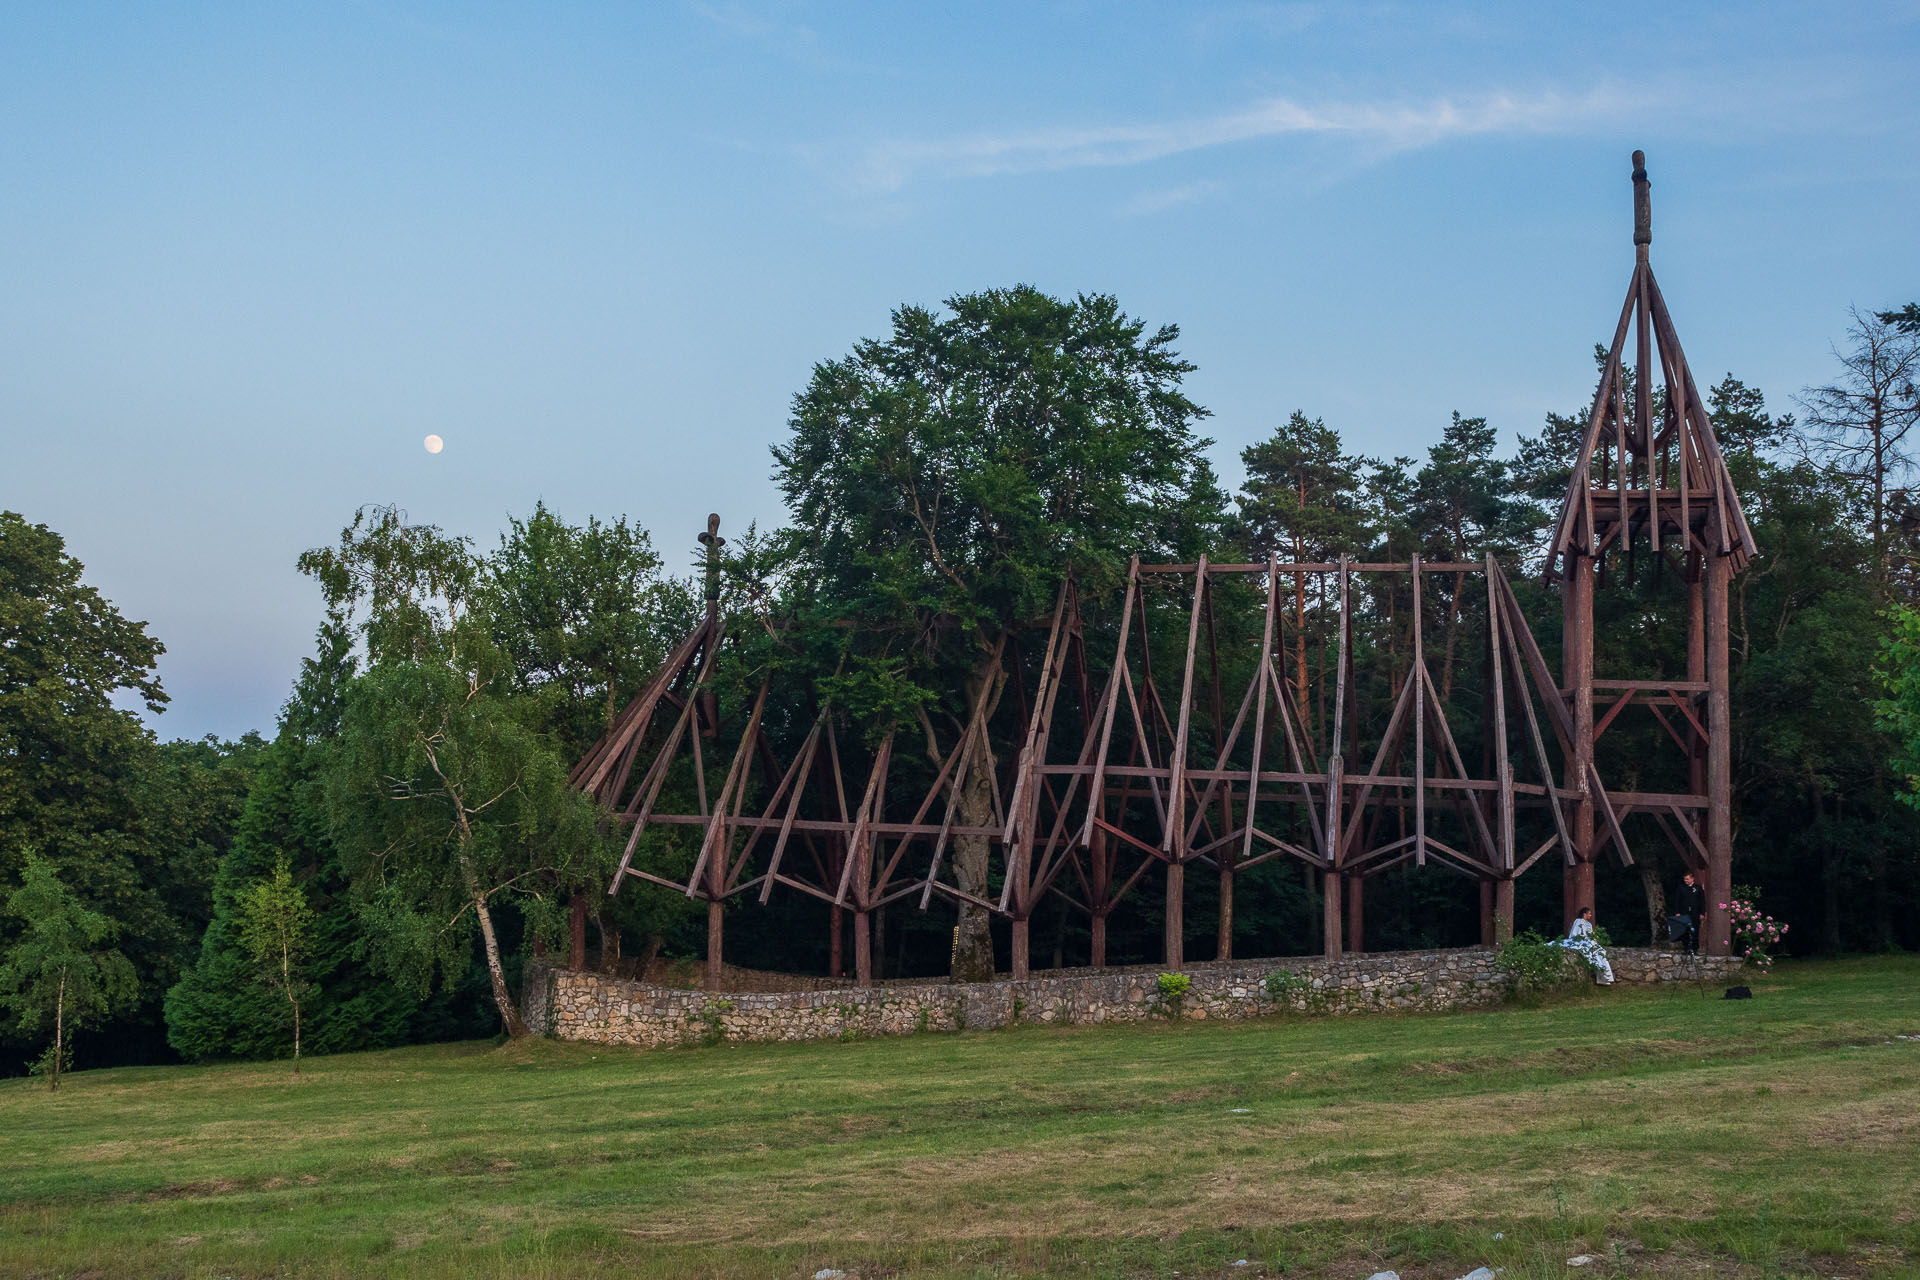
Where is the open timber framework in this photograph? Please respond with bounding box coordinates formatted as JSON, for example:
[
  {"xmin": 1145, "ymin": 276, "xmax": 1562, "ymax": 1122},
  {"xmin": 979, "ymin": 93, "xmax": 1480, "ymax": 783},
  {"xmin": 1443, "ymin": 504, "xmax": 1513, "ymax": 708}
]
[{"xmin": 569, "ymin": 151, "xmax": 1751, "ymax": 987}]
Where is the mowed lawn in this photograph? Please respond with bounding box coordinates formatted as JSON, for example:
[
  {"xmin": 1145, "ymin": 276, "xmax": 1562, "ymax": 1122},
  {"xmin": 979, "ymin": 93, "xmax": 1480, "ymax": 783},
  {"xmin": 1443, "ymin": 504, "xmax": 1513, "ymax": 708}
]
[{"xmin": 4, "ymin": 959, "xmax": 1919, "ymax": 1280}]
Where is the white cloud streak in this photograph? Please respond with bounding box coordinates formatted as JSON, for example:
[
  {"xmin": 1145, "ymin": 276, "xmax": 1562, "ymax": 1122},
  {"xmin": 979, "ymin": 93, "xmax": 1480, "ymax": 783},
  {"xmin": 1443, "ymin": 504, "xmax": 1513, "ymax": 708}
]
[
  {"xmin": 1118, "ymin": 180, "xmax": 1226, "ymax": 217},
  {"xmin": 853, "ymin": 86, "xmax": 1647, "ymax": 192}
]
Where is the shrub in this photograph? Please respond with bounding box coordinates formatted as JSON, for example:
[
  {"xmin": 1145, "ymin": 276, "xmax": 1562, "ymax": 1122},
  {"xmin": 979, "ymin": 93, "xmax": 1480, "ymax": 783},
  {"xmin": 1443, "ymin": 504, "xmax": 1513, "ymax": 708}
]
[
  {"xmin": 1722, "ymin": 886, "xmax": 1787, "ymax": 972},
  {"xmin": 1264, "ymin": 969, "xmax": 1309, "ymax": 1008},
  {"xmin": 1496, "ymin": 931, "xmax": 1580, "ymax": 999},
  {"xmin": 1153, "ymin": 972, "xmax": 1191, "ymax": 1018}
]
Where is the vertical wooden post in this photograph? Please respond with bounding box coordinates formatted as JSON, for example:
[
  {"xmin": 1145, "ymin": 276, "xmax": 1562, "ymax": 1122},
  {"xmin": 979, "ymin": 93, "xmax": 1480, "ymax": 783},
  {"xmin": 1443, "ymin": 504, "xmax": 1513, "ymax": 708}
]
[
  {"xmin": 1322, "ymin": 866, "xmax": 1342, "ymax": 958},
  {"xmin": 1687, "ymin": 554, "xmax": 1708, "ymax": 852},
  {"xmin": 705, "ymin": 900, "xmax": 724, "ymax": 990},
  {"xmin": 569, "ymin": 892, "xmax": 588, "ymax": 970},
  {"xmin": 829, "ymin": 904, "xmax": 844, "ymax": 978},
  {"xmin": 1344, "ymin": 873, "xmax": 1363, "ymax": 953},
  {"xmin": 1562, "ymin": 552, "xmax": 1597, "ymax": 928},
  {"xmin": 1216, "ymin": 867, "xmax": 1234, "ymax": 962},
  {"xmin": 1494, "ymin": 878, "xmax": 1515, "ymax": 943},
  {"xmin": 1705, "ymin": 548, "xmax": 1734, "ymax": 956},
  {"xmin": 1480, "ymin": 880, "xmax": 1496, "ymax": 946},
  {"xmin": 1164, "ymin": 861, "xmax": 1185, "ymax": 968},
  {"xmin": 1011, "ymin": 918, "xmax": 1031, "ymax": 979},
  {"xmin": 1091, "ymin": 825, "xmax": 1110, "ymax": 968},
  {"xmin": 854, "ymin": 910, "xmax": 872, "ymax": 986},
  {"xmin": 1164, "ymin": 560, "xmax": 1206, "ymax": 972},
  {"xmin": 1411, "ymin": 556, "xmax": 1426, "ymax": 866}
]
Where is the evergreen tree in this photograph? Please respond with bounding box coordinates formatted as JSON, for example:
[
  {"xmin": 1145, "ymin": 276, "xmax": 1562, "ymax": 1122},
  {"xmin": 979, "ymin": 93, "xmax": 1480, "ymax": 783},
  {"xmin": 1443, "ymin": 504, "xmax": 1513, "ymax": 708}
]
[
  {"xmin": 166, "ymin": 619, "xmax": 491, "ymax": 1061},
  {"xmin": 1236, "ymin": 411, "xmax": 1371, "ymax": 729}
]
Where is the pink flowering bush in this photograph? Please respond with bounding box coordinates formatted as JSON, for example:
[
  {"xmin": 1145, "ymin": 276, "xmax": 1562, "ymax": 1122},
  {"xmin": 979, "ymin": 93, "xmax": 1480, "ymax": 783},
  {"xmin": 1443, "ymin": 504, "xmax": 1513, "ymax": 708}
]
[{"xmin": 1720, "ymin": 884, "xmax": 1787, "ymax": 972}]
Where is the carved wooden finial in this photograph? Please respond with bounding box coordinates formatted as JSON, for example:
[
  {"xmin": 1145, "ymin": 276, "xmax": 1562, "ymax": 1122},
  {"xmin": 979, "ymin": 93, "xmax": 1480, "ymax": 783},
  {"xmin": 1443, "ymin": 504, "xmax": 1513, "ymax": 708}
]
[
  {"xmin": 698, "ymin": 514, "xmax": 724, "ymax": 603},
  {"xmin": 1632, "ymin": 150, "xmax": 1651, "ymax": 249}
]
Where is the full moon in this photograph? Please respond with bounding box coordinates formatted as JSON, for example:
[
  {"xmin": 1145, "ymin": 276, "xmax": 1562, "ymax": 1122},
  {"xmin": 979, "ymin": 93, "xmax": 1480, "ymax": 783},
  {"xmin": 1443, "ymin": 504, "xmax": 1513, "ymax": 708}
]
[{"xmin": 423, "ymin": 434, "xmax": 444, "ymax": 454}]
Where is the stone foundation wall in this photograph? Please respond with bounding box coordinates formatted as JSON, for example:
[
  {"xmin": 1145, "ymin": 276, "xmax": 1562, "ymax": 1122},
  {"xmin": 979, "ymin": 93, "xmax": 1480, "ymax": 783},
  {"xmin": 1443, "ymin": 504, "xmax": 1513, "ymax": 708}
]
[{"xmin": 521, "ymin": 946, "xmax": 1745, "ymax": 1050}]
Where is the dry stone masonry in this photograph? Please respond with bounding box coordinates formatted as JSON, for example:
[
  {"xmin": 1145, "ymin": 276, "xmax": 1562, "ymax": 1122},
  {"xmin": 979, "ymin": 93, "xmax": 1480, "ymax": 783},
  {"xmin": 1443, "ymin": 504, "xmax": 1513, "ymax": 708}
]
[{"xmin": 522, "ymin": 946, "xmax": 1745, "ymax": 1050}]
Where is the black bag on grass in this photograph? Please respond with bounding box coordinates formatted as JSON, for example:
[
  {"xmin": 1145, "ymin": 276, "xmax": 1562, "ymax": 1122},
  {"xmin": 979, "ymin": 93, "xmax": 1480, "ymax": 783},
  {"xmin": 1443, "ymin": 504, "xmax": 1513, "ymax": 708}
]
[{"xmin": 1723, "ymin": 985, "xmax": 1753, "ymax": 1000}]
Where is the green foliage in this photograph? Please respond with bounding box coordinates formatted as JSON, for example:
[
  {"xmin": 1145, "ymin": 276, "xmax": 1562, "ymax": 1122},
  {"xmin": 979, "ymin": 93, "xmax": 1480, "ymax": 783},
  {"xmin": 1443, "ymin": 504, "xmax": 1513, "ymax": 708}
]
[
  {"xmin": 694, "ymin": 999, "xmax": 734, "ymax": 1047},
  {"xmin": 1, "ymin": 512, "xmax": 263, "ymax": 1070},
  {"xmin": 774, "ymin": 285, "xmax": 1226, "ymax": 722},
  {"xmin": 235, "ymin": 860, "xmax": 315, "ymax": 1070},
  {"xmin": 306, "ymin": 507, "xmax": 612, "ymax": 1036},
  {"xmin": 1874, "ymin": 603, "xmax": 1920, "ymax": 805},
  {"xmin": 1263, "ymin": 968, "xmax": 1308, "ymax": 1005},
  {"xmin": 485, "ymin": 500, "xmax": 698, "ymax": 758},
  {"xmin": 165, "ymin": 625, "xmax": 489, "ymax": 1063},
  {"xmin": 1495, "ymin": 931, "xmax": 1579, "ymax": 1000},
  {"xmin": 1237, "ymin": 411, "xmax": 1371, "ymax": 562},
  {"xmin": 0, "ymin": 856, "xmax": 137, "ymax": 1087},
  {"xmin": 1153, "ymin": 971, "xmax": 1191, "ymax": 1018}
]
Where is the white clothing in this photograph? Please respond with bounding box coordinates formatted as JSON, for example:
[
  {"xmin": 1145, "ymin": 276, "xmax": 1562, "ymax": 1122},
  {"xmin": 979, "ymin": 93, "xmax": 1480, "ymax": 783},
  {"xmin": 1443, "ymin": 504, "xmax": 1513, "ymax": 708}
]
[{"xmin": 1560, "ymin": 917, "xmax": 1615, "ymax": 984}]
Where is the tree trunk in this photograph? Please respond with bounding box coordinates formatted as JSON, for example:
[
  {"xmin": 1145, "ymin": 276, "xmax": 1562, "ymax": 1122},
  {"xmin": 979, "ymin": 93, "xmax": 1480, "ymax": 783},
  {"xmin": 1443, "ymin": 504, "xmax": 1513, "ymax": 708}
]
[
  {"xmin": 569, "ymin": 892, "xmax": 588, "ymax": 969},
  {"xmin": 51, "ymin": 969, "xmax": 65, "ymax": 1092},
  {"xmin": 1639, "ymin": 859, "xmax": 1667, "ymax": 950},
  {"xmin": 461, "ymin": 854, "xmax": 527, "ymax": 1038},
  {"xmin": 950, "ymin": 658, "xmax": 1002, "ymax": 983},
  {"xmin": 282, "ymin": 939, "xmax": 301, "ymax": 1074},
  {"xmin": 597, "ymin": 908, "xmax": 620, "ymax": 972}
]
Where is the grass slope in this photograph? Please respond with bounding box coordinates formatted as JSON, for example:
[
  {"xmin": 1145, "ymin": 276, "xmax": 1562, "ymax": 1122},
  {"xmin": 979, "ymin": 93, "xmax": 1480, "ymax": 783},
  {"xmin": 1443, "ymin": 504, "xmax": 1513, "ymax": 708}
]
[{"xmin": 3, "ymin": 957, "xmax": 1918, "ymax": 1279}]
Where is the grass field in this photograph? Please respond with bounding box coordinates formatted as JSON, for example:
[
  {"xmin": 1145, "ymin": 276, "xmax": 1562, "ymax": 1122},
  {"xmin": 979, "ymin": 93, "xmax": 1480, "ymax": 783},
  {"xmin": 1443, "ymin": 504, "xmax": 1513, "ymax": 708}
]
[{"xmin": 4, "ymin": 957, "xmax": 1918, "ymax": 1280}]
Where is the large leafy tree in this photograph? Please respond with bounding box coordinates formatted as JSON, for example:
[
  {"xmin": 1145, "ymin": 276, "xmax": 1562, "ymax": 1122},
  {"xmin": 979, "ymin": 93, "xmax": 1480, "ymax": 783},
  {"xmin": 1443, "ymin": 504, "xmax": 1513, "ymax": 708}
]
[
  {"xmin": 0, "ymin": 512, "xmax": 261, "ymax": 1068},
  {"xmin": 486, "ymin": 501, "xmax": 696, "ymax": 755},
  {"xmin": 484, "ymin": 502, "xmax": 698, "ymax": 968},
  {"xmin": 304, "ymin": 506, "xmax": 609, "ymax": 1037},
  {"xmin": 774, "ymin": 287, "xmax": 1227, "ymax": 979}
]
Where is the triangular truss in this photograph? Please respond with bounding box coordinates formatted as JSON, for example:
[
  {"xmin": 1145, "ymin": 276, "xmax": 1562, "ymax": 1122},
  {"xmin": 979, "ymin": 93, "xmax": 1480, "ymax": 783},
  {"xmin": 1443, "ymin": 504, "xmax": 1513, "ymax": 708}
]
[{"xmin": 576, "ymin": 151, "xmax": 1747, "ymax": 973}]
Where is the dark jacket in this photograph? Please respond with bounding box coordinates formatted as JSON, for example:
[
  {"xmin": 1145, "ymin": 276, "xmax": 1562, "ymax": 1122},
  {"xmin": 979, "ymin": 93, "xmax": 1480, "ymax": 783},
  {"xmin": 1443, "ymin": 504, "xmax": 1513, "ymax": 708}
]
[{"xmin": 1675, "ymin": 881, "xmax": 1707, "ymax": 920}]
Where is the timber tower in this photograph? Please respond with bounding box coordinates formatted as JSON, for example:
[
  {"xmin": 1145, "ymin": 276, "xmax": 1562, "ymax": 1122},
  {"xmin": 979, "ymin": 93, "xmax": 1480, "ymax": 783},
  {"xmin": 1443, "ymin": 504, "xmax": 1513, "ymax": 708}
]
[{"xmin": 1544, "ymin": 151, "xmax": 1754, "ymax": 956}]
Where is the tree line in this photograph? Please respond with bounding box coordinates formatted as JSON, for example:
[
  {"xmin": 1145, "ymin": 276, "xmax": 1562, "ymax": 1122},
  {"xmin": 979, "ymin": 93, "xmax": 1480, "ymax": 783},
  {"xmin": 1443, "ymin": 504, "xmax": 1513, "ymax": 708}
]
[{"xmin": 3, "ymin": 288, "xmax": 1917, "ymax": 1075}]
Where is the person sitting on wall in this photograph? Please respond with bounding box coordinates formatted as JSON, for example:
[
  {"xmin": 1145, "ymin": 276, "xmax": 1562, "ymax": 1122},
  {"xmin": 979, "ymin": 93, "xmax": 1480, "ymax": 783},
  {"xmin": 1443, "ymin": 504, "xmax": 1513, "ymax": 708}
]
[
  {"xmin": 1675, "ymin": 871, "xmax": 1707, "ymax": 955},
  {"xmin": 1556, "ymin": 907, "xmax": 1615, "ymax": 985}
]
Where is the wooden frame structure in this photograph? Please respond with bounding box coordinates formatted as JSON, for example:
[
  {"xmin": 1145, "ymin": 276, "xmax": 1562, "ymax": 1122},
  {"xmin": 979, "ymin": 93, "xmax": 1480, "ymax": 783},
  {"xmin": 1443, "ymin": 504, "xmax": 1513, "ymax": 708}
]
[
  {"xmin": 1542, "ymin": 151, "xmax": 1753, "ymax": 956},
  {"xmin": 577, "ymin": 150, "xmax": 1747, "ymax": 983}
]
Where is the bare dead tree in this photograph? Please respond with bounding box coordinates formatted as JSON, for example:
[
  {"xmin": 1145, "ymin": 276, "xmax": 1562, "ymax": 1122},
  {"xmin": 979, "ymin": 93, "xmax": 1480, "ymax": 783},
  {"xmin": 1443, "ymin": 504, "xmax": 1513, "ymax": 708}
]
[{"xmin": 1799, "ymin": 306, "xmax": 1920, "ymax": 587}]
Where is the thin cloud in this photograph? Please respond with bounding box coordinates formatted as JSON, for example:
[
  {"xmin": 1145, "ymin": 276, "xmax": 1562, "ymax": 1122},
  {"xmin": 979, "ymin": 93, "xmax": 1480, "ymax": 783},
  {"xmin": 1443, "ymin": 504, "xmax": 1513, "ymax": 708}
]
[
  {"xmin": 1119, "ymin": 181, "xmax": 1226, "ymax": 217},
  {"xmin": 853, "ymin": 86, "xmax": 1650, "ymax": 191}
]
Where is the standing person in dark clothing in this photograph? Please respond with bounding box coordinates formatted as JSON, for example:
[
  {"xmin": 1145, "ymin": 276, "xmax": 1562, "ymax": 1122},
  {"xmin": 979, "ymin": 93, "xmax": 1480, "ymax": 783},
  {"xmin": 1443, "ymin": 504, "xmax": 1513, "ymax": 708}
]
[{"xmin": 1675, "ymin": 872, "xmax": 1707, "ymax": 954}]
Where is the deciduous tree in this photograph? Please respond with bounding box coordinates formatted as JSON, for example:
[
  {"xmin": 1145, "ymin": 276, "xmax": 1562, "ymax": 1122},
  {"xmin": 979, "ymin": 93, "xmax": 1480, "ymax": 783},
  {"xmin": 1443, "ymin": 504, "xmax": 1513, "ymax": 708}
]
[
  {"xmin": 236, "ymin": 860, "xmax": 315, "ymax": 1073},
  {"xmin": 0, "ymin": 856, "xmax": 136, "ymax": 1089},
  {"xmin": 304, "ymin": 506, "xmax": 610, "ymax": 1038},
  {"xmin": 774, "ymin": 287, "xmax": 1226, "ymax": 979}
]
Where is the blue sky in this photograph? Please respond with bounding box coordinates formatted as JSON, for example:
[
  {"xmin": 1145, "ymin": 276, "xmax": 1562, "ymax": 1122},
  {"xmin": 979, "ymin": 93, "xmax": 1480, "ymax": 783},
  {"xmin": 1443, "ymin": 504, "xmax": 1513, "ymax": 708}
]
[{"xmin": 5, "ymin": 2, "xmax": 1918, "ymax": 741}]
